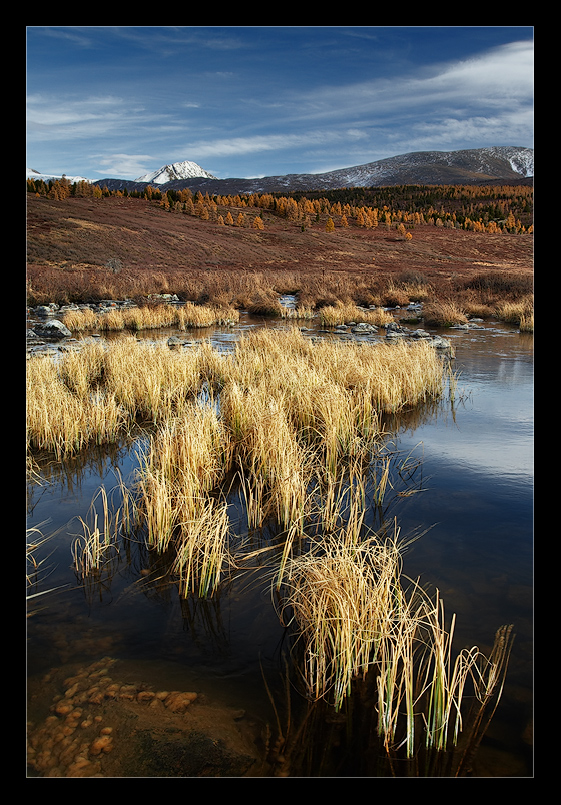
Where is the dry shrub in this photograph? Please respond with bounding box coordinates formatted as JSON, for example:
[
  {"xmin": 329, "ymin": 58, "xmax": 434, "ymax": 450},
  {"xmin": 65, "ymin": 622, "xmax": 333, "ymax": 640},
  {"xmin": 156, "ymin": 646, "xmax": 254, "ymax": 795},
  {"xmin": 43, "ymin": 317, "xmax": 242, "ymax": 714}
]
[
  {"xmin": 494, "ymin": 294, "xmax": 534, "ymax": 328},
  {"xmin": 422, "ymin": 301, "xmax": 468, "ymax": 328},
  {"xmin": 380, "ymin": 282, "xmax": 412, "ymax": 307}
]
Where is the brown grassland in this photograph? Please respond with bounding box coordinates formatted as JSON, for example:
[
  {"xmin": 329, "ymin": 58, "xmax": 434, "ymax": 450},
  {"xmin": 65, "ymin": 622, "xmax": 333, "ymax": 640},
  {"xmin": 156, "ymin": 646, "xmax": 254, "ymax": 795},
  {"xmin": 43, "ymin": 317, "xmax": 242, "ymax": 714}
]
[{"xmin": 26, "ymin": 194, "xmax": 533, "ymax": 328}]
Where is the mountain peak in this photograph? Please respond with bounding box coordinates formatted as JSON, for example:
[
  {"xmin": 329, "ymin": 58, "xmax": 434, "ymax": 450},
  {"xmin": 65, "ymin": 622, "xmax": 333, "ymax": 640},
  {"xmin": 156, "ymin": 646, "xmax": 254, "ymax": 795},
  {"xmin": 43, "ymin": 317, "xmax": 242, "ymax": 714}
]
[{"xmin": 135, "ymin": 160, "xmax": 218, "ymax": 184}]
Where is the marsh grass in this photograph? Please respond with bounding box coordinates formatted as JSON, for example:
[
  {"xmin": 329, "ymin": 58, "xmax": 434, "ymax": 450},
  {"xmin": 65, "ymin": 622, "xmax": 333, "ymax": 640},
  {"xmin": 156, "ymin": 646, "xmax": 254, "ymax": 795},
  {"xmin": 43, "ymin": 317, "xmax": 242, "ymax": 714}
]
[
  {"xmin": 279, "ymin": 305, "xmax": 316, "ymax": 320},
  {"xmin": 274, "ymin": 524, "xmax": 514, "ymax": 771},
  {"xmin": 494, "ymin": 295, "xmax": 534, "ymax": 331},
  {"xmin": 62, "ymin": 302, "xmax": 239, "ymax": 334},
  {"xmin": 421, "ymin": 300, "xmax": 468, "ymax": 328},
  {"xmin": 26, "ymin": 521, "xmax": 65, "ymax": 612},
  {"xmin": 319, "ymin": 302, "xmax": 394, "ymax": 328},
  {"xmin": 26, "ymin": 354, "xmax": 127, "ymax": 458},
  {"xmin": 28, "ymin": 328, "xmax": 449, "ymax": 603},
  {"xmin": 70, "ymin": 486, "xmax": 122, "ymax": 579},
  {"xmin": 26, "ymin": 325, "xmax": 514, "ymax": 773},
  {"xmin": 171, "ymin": 495, "xmax": 232, "ymax": 598}
]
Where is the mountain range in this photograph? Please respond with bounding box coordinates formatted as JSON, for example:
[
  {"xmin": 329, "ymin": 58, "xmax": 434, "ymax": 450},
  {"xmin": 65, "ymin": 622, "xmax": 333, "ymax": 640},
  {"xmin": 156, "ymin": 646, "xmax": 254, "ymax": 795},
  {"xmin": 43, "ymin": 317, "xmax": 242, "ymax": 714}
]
[{"xmin": 28, "ymin": 146, "xmax": 533, "ymax": 195}]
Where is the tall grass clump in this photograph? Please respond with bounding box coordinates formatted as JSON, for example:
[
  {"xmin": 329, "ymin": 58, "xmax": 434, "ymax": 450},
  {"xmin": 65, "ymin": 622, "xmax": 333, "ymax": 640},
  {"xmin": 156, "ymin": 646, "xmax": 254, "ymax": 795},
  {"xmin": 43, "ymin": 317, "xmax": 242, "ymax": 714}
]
[
  {"xmin": 62, "ymin": 303, "xmax": 239, "ymax": 334},
  {"xmin": 319, "ymin": 302, "xmax": 394, "ymax": 328},
  {"xmin": 26, "ymin": 337, "xmax": 212, "ymax": 456},
  {"xmin": 26, "ymin": 353, "xmax": 126, "ymax": 458},
  {"xmin": 274, "ymin": 525, "xmax": 515, "ymax": 773},
  {"xmin": 27, "ymin": 328, "xmax": 449, "ymax": 599},
  {"xmin": 101, "ymin": 336, "xmax": 206, "ymax": 424},
  {"xmin": 132, "ymin": 404, "xmax": 234, "ymax": 595},
  {"xmin": 494, "ymin": 295, "xmax": 534, "ymax": 331},
  {"xmin": 421, "ymin": 300, "xmax": 468, "ymax": 328},
  {"xmin": 275, "ymin": 530, "xmax": 400, "ymax": 711}
]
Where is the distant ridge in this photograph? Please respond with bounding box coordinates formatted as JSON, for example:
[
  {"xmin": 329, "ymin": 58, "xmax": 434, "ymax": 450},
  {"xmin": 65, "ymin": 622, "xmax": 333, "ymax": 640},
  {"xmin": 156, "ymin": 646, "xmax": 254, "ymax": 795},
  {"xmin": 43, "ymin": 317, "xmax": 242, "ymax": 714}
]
[{"xmin": 31, "ymin": 146, "xmax": 534, "ymax": 195}]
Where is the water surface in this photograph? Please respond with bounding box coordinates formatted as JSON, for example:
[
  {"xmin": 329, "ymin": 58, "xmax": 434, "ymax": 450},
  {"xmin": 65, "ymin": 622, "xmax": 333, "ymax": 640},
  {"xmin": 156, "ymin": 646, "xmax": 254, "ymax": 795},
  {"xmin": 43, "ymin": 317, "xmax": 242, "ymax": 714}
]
[{"xmin": 26, "ymin": 313, "xmax": 533, "ymax": 777}]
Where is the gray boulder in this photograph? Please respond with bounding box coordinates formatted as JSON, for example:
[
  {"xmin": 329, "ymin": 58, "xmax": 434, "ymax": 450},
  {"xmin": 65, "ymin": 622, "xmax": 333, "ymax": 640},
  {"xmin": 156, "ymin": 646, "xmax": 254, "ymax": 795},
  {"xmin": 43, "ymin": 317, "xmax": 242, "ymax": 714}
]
[{"xmin": 33, "ymin": 319, "xmax": 72, "ymax": 339}]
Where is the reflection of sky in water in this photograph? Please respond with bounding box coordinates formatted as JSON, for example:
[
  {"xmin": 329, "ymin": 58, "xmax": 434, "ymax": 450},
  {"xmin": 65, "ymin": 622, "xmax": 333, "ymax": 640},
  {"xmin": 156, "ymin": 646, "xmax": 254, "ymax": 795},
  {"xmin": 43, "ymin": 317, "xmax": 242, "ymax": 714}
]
[
  {"xmin": 402, "ymin": 329, "xmax": 533, "ymax": 485},
  {"xmin": 393, "ymin": 329, "xmax": 533, "ymax": 596},
  {"xmin": 407, "ymin": 365, "xmax": 532, "ymax": 486}
]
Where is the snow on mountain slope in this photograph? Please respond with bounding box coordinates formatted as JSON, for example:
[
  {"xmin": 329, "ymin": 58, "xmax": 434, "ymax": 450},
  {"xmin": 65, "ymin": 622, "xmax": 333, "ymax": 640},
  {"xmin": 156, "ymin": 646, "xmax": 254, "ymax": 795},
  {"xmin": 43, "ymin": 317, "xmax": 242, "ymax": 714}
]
[
  {"xmin": 28, "ymin": 147, "xmax": 533, "ymax": 194},
  {"xmin": 26, "ymin": 168, "xmax": 91, "ymax": 184},
  {"xmin": 135, "ymin": 160, "xmax": 218, "ymax": 184}
]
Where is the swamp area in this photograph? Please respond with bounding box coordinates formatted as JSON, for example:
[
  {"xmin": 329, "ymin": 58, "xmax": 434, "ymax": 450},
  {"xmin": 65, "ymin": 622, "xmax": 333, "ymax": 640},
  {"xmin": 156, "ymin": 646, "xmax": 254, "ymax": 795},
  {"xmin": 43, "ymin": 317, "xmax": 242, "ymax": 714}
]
[{"xmin": 26, "ymin": 302, "xmax": 533, "ymax": 778}]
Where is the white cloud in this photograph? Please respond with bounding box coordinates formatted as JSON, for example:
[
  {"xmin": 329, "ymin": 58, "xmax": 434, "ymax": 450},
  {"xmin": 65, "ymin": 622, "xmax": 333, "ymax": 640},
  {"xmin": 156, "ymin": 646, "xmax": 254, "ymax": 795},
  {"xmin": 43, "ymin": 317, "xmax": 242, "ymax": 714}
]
[
  {"xmin": 26, "ymin": 94, "xmax": 148, "ymax": 141},
  {"xmin": 279, "ymin": 40, "xmax": 534, "ymax": 124},
  {"xmin": 181, "ymin": 129, "xmax": 368, "ymax": 161},
  {"xmin": 91, "ymin": 154, "xmax": 157, "ymax": 178}
]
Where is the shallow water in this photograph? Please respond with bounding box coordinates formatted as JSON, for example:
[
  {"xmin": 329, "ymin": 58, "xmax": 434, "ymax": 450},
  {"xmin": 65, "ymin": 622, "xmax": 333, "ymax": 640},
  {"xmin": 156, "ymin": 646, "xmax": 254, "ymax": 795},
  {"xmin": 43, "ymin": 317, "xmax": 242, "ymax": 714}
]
[{"xmin": 26, "ymin": 312, "xmax": 533, "ymax": 777}]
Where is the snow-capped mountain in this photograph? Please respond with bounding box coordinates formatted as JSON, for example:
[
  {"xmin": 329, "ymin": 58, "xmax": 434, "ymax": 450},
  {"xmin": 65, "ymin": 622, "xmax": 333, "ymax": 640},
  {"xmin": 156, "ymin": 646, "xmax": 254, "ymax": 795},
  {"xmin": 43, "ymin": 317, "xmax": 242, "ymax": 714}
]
[
  {"xmin": 269, "ymin": 147, "xmax": 534, "ymax": 191},
  {"xmin": 26, "ymin": 167, "xmax": 91, "ymax": 184},
  {"xmin": 134, "ymin": 160, "xmax": 218, "ymax": 184},
  {"xmin": 30, "ymin": 147, "xmax": 533, "ymax": 196}
]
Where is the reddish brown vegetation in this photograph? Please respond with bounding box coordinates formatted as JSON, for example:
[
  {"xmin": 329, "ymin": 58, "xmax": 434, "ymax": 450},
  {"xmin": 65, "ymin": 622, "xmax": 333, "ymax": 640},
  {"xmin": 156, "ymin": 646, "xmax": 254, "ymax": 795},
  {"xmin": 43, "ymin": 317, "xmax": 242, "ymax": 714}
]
[{"xmin": 26, "ymin": 194, "xmax": 533, "ymax": 312}]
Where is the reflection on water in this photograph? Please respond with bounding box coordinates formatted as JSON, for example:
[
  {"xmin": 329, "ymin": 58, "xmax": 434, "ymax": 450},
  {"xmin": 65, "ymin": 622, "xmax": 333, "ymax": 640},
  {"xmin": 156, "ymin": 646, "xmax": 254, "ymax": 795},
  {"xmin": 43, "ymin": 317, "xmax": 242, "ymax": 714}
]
[{"xmin": 26, "ymin": 314, "xmax": 533, "ymax": 777}]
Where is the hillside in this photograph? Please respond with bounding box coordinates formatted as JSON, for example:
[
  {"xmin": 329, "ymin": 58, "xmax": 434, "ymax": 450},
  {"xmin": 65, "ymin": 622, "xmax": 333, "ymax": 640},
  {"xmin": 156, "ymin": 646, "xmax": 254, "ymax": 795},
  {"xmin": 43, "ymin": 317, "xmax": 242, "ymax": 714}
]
[{"xmin": 26, "ymin": 191, "xmax": 533, "ymax": 310}]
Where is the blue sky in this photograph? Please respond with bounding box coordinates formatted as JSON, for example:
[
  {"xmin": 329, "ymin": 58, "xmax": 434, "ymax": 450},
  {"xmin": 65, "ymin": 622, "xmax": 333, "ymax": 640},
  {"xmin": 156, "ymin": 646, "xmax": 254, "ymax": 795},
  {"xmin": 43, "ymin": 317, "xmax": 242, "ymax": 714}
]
[{"xmin": 26, "ymin": 26, "xmax": 534, "ymax": 181}]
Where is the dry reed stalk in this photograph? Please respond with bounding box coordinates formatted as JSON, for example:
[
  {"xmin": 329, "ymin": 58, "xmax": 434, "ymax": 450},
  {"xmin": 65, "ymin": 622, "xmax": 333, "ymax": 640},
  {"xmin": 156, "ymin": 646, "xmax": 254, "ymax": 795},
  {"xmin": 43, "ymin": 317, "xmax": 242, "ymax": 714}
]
[
  {"xmin": 102, "ymin": 337, "xmax": 203, "ymax": 423},
  {"xmin": 133, "ymin": 413, "xmax": 234, "ymax": 596},
  {"xmin": 421, "ymin": 301, "xmax": 468, "ymax": 328},
  {"xmin": 277, "ymin": 531, "xmax": 403, "ymax": 711},
  {"xmin": 220, "ymin": 381, "xmax": 314, "ymax": 533},
  {"xmin": 62, "ymin": 302, "xmax": 239, "ymax": 334},
  {"xmin": 70, "ymin": 486, "xmax": 121, "ymax": 578},
  {"xmin": 26, "ymin": 355, "xmax": 125, "ymax": 457},
  {"xmin": 381, "ymin": 282, "xmax": 412, "ymax": 307},
  {"xmin": 97, "ymin": 308, "xmax": 126, "ymax": 331},
  {"xmin": 495, "ymin": 295, "xmax": 534, "ymax": 329},
  {"xmin": 279, "ymin": 305, "xmax": 316, "ymax": 320},
  {"xmin": 519, "ymin": 312, "xmax": 533, "ymax": 332},
  {"xmin": 171, "ymin": 496, "xmax": 231, "ymax": 598},
  {"xmin": 57, "ymin": 340, "xmax": 106, "ymax": 397},
  {"xmin": 400, "ymin": 281, "xmax": 433, "ymax": 302},
  {"xmin": 133, "ymin": 404, "xmax": 232, "ymax": 553},
  {"xmin": 28, "ymin": 328, "xmax": 446, "ymax": 502},
  {"xmin": 61, "ymin": 307, "xmax": 98, "ymax": 332}
]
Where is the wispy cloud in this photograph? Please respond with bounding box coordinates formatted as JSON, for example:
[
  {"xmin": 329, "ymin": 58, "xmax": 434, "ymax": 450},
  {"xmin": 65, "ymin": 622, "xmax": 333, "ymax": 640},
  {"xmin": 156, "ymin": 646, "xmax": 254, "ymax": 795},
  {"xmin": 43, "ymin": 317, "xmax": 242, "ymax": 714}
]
[
  {"xmin": 26, "ymin": 93, "xmax": 153, "ymax": 142},
  {"xmin": 279, "ymin": 40, "xmax": 533, "ymax": 124},
  {"xmin": 181, "ymin": 129, "xmax": 368, "ymax": 160},
  {"xmin": 91, "ymin": 153, "xmax": 157, "ymax": 178}
]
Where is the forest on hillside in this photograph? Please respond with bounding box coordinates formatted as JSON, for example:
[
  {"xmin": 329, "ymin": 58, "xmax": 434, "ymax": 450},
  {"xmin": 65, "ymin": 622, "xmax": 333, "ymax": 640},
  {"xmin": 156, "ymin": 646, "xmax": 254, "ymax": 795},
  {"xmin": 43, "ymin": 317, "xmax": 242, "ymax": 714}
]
[{"xmin": 27, "ymin": 177, "xmax": 533, "ymax": 235}]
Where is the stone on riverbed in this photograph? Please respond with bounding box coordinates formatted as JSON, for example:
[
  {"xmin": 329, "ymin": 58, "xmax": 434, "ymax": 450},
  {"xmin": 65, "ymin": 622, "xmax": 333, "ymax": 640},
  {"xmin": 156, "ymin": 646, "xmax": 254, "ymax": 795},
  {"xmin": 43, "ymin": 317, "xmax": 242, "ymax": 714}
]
[{"xmin": 32, "ymin": 319, "xmax": 72, "ymax": 339}]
